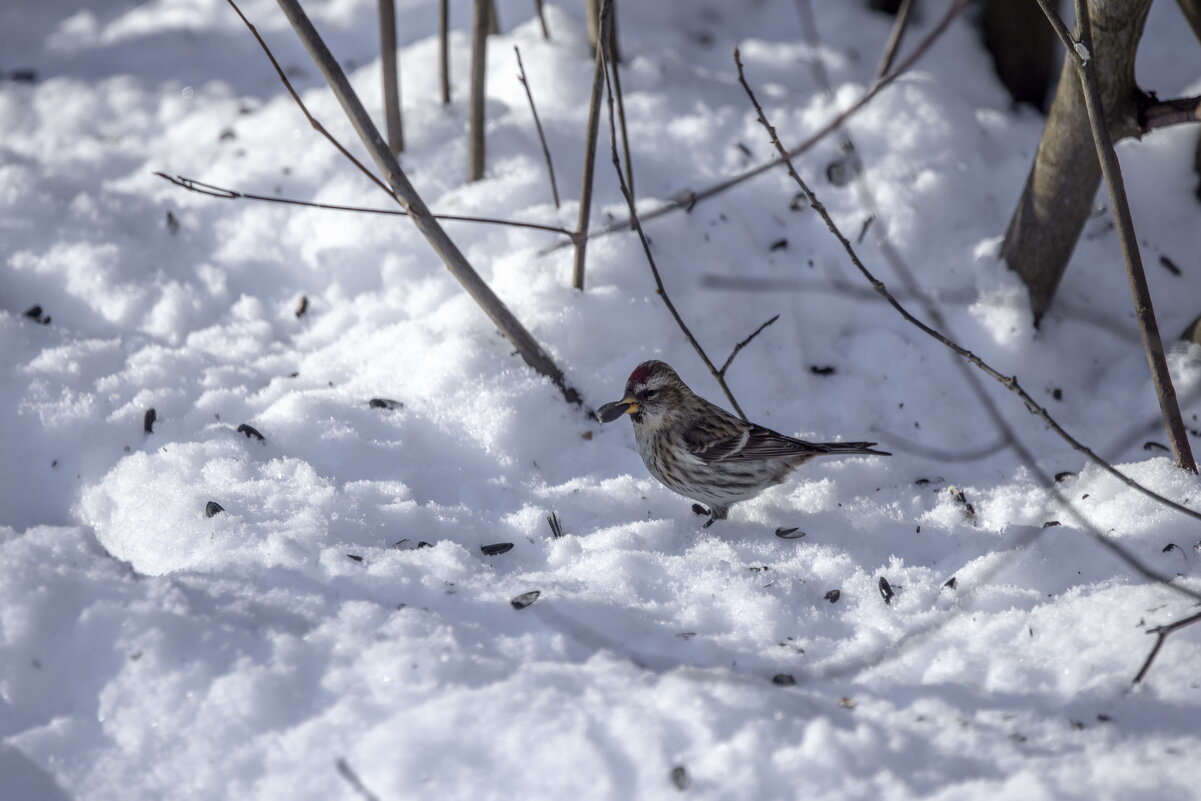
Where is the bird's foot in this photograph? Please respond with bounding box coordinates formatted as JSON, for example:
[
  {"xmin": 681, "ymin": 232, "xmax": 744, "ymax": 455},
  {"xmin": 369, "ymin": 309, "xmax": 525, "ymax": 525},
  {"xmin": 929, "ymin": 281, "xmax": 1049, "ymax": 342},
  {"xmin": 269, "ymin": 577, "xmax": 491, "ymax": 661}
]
[{"xmin": 692, "ymin": 503, "xmax": 718, "ymax": 529}]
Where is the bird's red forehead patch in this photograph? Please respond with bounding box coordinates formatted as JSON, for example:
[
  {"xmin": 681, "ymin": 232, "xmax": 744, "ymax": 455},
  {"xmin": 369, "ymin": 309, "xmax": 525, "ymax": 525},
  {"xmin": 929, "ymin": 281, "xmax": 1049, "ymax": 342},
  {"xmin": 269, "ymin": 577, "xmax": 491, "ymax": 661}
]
[{"xmin": 627, "ymin": 363, "xmax": 654, "ymax": 386}]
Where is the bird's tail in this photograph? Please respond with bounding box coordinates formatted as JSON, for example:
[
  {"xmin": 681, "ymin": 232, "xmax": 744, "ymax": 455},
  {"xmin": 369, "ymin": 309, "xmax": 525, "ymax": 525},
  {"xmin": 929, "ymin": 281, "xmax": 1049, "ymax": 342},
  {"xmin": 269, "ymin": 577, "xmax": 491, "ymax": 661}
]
[{"xmin": 815, "ymin": 441, "xmax": 890, "ymax": 457}]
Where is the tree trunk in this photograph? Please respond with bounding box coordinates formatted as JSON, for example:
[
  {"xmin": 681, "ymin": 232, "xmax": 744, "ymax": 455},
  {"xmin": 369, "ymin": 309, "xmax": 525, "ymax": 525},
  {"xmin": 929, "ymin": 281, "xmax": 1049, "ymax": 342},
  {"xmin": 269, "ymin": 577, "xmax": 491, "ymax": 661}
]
[{"xmin": 1000, "ymin": 0, "xmax": 1151, "ymax": 324}]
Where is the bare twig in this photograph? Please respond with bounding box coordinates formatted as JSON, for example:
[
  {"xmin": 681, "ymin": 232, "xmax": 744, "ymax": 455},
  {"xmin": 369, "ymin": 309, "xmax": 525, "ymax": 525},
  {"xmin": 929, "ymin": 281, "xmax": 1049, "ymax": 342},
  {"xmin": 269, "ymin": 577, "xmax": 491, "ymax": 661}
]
[
  {"xmin": 335, "ymin": 758, "xmax": 382, "ymax": 801},
  {"xmin": 377, "ymin": 0, "xmax": 403, "ymax": 154},
  {"xmin": 572, "ymin": 0, "xmax": 611, "ymax": 290},
  {"xmin": 514, "ymin": 46, "xmax": 561, "ymax": 208},
  {"xmin": 1034, "ymin": 0, "xmax": 1196, "ymax": 472},
  {"xmin": 718, "ymin": 315, "xmax": 779, "ymax": 376},
  {"xmin": 469, "ymin": 0, "xmax": 489, "ymax": 181},
  {"xmin": 600, "ymin": 15, "xmax": 747, "ymax": 419},
  {"xmin": 155, "ymin": 173, "xmax": 574, "ymax": 238},
  {"xmin": 439, "ymin": 0, "xmax": 450, "ymax": 104},
  {"xmin": 735, "ymin": 49, "xmax": 1201, "ymax": 570},
  {"xmin": 875, "ymin": 0, "xmax": 916, "ymax": 77},
  {"xmin": 486, "ymin": 0, "xmax": 499, "ymax": 35},
  {"xmin": 1133, "ymin": 608, "xmax": 1201, "ymax": 684},
  {"xmin": 223, "ymin": 0, "xmax": 396, "ymax": 199},
  {"xmin": 255, "ymin": 0, "xmax": 582, "ymax": 406},
  {"xmin": 728, "ymin": 47, "xmax": 1201, "ymax": 688},
  {"xmin": 543, "ymin": 0, "xmax": 968, "ymax": 255},
  {"xmin": 534, "ymin": 0, "xmax": 550, "ymax": 40},
  {"xmin": 606, "ymin": 3, "xmax": 634, "ymax": 203}
]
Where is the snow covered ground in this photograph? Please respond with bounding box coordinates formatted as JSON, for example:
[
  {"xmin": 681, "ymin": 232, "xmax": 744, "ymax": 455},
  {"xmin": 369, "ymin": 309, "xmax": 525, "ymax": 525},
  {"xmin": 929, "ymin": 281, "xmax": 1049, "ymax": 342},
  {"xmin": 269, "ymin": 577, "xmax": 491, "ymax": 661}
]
[{"xmin": 3, "ymin": 0, "xmax": 1201, "ymax": 798}]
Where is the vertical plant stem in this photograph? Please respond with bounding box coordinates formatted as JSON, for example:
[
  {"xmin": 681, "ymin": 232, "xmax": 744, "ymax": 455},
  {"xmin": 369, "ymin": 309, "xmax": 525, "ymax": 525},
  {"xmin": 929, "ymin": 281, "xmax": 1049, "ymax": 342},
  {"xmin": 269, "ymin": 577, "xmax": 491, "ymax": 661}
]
[
  {"xmin": 1035, "ymin": 0, "xmax": 1196, "ymax": 472},
  {"xmin": 875, "ymin": 0, "xmax": 915, "ymax": 77},
  {"xmin": 534, "ymin": 0, "xmax": 550, "ymax": 39},
  {"xmin": 486, "ymin": 0, "xmax": 500, "ymax": 35},
  {"xmin": 572, "ymin": 0, "xmax": 611, "ymax": 290},
  {"xmin": 585, "ymin": 0, "xmax": 600, "ymax": 55},
  {"xmin": 600, "ymin": 33, "xmax": 746, "ymax": 418},
  {"xmin": 439, "ymin": 0, "xmax": 450, "ymax": 104},
  {"xmin": 515, "ymin": 46, "xmax": 561, "ymax": 208},
  {"xmin": 271, "ymin": 0, "xmax": 583, "ymax": 407},
  {"xmin": 606, "ymin": 2, "xmax": 634, "ymax": 203},
  {"xmin": 469, "ymin": 0, "xmax": 488, "ymax": 181},
  {"xmin": 377, "ymin": 0, "xmax": 404, "ymax": 154}
]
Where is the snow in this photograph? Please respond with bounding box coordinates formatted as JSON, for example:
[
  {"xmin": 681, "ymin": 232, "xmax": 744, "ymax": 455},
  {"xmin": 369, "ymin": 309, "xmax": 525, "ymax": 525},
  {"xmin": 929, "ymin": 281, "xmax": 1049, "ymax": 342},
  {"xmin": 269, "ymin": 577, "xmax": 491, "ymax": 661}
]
[{"xmin": 4, "ymin": 0, "xmax": 1201, "ymax": 798}]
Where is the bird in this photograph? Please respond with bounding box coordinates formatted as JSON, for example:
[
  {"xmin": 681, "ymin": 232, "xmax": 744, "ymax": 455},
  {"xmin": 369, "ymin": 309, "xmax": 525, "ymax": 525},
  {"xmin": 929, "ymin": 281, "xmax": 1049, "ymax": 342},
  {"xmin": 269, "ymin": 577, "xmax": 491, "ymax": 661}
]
[{"xmin": 596, "ymin": 360, "xmax": 889, "ymax": 526}]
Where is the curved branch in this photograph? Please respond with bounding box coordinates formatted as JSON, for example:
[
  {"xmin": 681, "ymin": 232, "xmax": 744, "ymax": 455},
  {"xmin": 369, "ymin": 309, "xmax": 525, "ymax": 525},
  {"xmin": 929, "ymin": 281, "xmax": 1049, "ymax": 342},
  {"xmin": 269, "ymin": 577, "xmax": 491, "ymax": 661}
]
[
  {"xmin": 597, "ymin": 6, "xmax": 748, "ymax": 419},
  {"xmin": 735, "ymin": 49, "xmax": 1201, "ymax": 598},
  {"xmin": 155, "ymin": 173, "xmax": 575, "ymax": 238}
]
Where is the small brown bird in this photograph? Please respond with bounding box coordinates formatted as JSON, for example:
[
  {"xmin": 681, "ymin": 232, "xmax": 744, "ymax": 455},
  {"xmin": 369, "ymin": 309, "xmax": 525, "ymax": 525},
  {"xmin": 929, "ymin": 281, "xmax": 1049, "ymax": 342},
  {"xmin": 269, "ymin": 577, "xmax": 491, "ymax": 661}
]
[{"xmin": 597, "ymin": 360, "xmax": 889, "ymax": 526}]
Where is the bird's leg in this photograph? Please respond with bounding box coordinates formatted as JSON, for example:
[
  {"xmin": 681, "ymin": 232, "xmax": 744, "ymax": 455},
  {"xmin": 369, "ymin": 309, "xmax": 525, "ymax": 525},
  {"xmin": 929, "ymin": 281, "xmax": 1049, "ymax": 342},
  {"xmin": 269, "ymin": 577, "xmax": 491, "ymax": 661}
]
[{"xmin": 702, "ymin": 514, "xmax": 717, "ymax": 529}]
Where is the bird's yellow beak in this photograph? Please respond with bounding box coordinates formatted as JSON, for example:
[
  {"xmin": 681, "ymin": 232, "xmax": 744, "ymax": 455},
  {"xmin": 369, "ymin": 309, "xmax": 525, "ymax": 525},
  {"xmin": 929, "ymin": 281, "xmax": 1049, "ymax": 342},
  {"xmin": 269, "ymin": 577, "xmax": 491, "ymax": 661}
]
[{"xmin": 596, "ymin": 395, "xmax": 639, "ymax": 423}]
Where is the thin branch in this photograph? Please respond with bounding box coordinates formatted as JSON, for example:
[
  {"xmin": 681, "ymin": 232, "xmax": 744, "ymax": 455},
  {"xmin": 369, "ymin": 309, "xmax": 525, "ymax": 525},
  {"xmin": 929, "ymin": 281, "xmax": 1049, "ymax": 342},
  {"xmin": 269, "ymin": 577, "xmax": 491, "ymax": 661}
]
[
  {"xmin": 797, "ymin": 0, "xmax": 1036, "ymax": 485},
  {"xmin": 469, "ymin": 0, "xmax": 489, "ymax": 181},
  {"xmin": 514, "ymin": 46, "xmax": 561, "ymax": 208},
  {"xmin": 607, "ymin": 3, "xmax": 635, "ymax": 204},
  {"xmin": 718, "ymin": 314, "xmax": 779, "ymax": 376},
  {"xmin": 735, "ymin": 49, "xmax": 1201, "ymax": 590},
  {"xmin": 1133, "ymin": 608, "xmax": 1201, "ymax": 684},
  {"xmin": 1034, "ymin": 0, "xmax": 1196, "ymax": 472},
  {"xmin": 734, "ymin": 25, "xmax": 1201, "ymax": 688},
  {"xmin": 155, "ymin": 173, "xmax": 574, "ymax": 238},
  {"xmin": 572, "ymin": 0, "xmax": 611, "ymax": 290},
  {"xmin": 378, "ymin": 0, "xmax": 403, "ymax": 154},
  {"xmin": 599, "ymin": 12, "xmax": 747, "ymax": 420},
  {"xmin": 486, "ymin": 0, "xmax": 499, "ymax": 35},
  {"xmin": 534, "ymin": 0, "xmax": 550, "ymax": 40},
  {"xmin": 335, "ymin": 758, "xmax": 382, "ymax": 801},
  {"xmin": 254, "ymin": 0, "xmax": 583, "ymax": 406},
  {"xmin": 875, "ymin": 0, "xmax": 916, "ymax": 77},
  {"xmin": 542, "ymin": 0, "xmax": 968, "ymax": 255},
  {"xmin": 224, "ymin": 0, "xmax": 397, "ymax": 200},
  {"xmin": 439, "ymin": 0, "xmax": 450, "ymax": 104}
]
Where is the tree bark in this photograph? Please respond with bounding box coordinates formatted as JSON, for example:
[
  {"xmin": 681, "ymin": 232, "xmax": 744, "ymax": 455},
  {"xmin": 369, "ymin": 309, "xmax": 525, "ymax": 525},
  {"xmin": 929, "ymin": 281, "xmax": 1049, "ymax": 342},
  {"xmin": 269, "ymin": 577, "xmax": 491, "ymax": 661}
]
[{"xmin": 1000, "ymin": 0, "xmax": 1151, "ymax": 325}]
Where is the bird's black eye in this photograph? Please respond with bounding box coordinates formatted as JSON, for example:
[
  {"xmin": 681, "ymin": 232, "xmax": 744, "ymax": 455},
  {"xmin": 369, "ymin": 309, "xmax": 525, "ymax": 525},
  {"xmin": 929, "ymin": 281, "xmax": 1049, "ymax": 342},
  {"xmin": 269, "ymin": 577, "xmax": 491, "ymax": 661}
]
[{"xmin": 643, "ymin": 389, "xmax": 658, "ymax": 399}]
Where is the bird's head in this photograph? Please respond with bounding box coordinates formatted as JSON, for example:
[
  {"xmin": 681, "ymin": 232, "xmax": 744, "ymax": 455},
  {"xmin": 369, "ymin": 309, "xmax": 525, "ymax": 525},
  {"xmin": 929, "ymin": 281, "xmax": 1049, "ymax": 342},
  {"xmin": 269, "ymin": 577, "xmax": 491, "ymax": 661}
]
[{"xmin": 596, "ymin": 360, "xmax": 691, "ymax": 429}]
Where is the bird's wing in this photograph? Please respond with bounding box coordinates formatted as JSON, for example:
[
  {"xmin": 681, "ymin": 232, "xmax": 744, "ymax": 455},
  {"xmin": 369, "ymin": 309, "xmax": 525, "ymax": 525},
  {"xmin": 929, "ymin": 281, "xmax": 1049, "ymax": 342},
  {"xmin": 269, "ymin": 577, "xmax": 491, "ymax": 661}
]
[{"xmin": 683, "ymin": 419, "xmax": 829, "ymax": 463}]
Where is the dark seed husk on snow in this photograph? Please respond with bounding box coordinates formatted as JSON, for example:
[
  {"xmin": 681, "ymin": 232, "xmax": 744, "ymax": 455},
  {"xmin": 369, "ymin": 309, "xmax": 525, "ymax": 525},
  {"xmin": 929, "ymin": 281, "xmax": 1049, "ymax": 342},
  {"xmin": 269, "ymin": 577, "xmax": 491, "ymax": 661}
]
[{"xmin": 510, "ymin": 590, "xmax": 540, "ymax": 610}]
